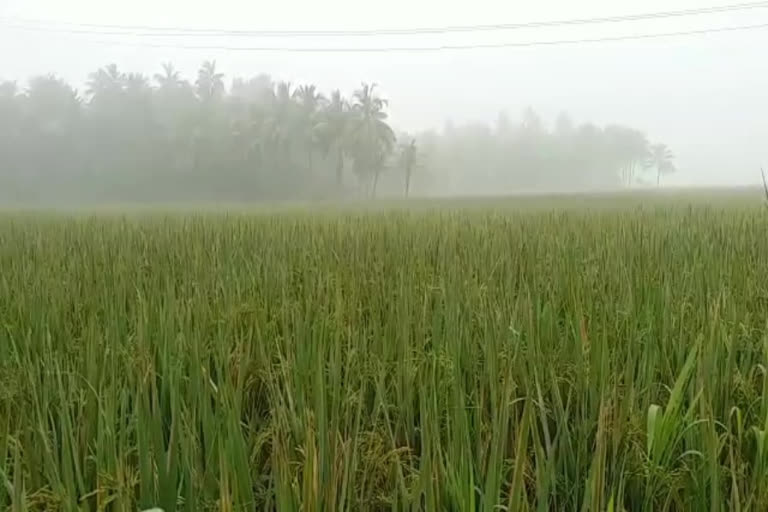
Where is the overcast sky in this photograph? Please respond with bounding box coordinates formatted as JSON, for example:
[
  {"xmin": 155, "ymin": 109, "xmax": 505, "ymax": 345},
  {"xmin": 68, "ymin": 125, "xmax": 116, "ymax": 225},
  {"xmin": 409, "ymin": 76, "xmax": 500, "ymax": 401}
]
[{"xmin": 2, "ymin": 0, "xmax": 767, "ymax": 186}]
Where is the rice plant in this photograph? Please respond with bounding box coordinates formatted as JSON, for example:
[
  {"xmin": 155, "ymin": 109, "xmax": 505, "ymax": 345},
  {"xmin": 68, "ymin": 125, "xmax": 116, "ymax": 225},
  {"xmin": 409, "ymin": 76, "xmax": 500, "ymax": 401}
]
[{"xmin": 1, "ymin": 202, "xmax": 767, "ymax": 511}]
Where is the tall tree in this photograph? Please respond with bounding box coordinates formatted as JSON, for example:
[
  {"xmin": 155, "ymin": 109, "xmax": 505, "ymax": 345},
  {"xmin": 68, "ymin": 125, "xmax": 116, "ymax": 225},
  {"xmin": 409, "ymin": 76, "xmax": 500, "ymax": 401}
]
[
  {"xmin": 86, "ymin": 64, "xmax": 124, "ymax": 110},
  {"xmin": 195, "ymin": 60, "xmax": 225, "ymax": 102},
  {"xmin": 27, "ymin": 75, "xmax": 81, "ymax": 133},
  {"xmin": 267, "ymin": 81, "xmax": 297, "ymax": 172},
  {"xmin": 231, "ymin": 74, "xmax": 273, "ymax": 104},
  {"xmin": 0, "ymin": 61, "xmax": 675, "ymax": 202},
  {"xmin": 293, "ymin": 84, "xmax": 324, "ymax": 172},
  {"xmin": 24, "ymin": 75, "xmax": 82, "ymax": 177},
  {"xmin": 154, "ymin": 62, "xmax": 184, "ymax": 90},
  {"xmin": 647, "ymin": 143, "xmax": 676, "ymax": 187},
  {"xmin": 399, "ymin": 138, "xmax": 418, "ymax": 198},
  {"xmin": 349, "ymin": 83, "xmax": 395, "ymax": 197},
  {"xmin": 605, "ymin": 125, "xmax": 650, "ymax": 186},
  {"xmin": 317, "ymin": 89, "xmax": 351, "ymax": 189},
  {"xmin": 152, "ymin": 64, "xmax": 197, "ymax": 171},
  {"xmin": 124, "ymin": 73, "xmax": 151, "ymax": 102}
]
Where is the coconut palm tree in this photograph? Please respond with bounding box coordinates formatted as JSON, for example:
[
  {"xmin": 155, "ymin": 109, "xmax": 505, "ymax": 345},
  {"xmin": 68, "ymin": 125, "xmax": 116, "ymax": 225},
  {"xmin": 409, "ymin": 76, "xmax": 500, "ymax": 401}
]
[
  {"xmin": 349, "ymin": 83, "xmax": 395, "ymax": 197},
  {"xmin": 151, "ymin": 63, "xmax": 197, "ymax": 170},
  {"xmin": 124, "ymin": 73, "xmax": 150, "ymax": 96},
  {"xmin": 266, "ymin": 81, "xmax": 298, "ymax": 171},
  {"xmin": 647, "ymin": 143, "xmax": 676, "ymax": 187},
  {"xmin": 604, "ymin": 125, "xmax": 650, "ymax": 186},
  {"xmin": 86, "ymin": 64, "xmax": 123, "ymax": 100},
  {"xmin": 195, "ymin": 60, "xmax": 224, "ymax": 102},
  {"xmin": 293, "ymin": 84, "xmax": 324, "ymax": 112},
  {"xmin": 230, "ymin": 74, "xmax": 273, "ymax": 105},
  {"xmin": 154, "ymin": 62, "xmax": 184, "ymax": 90},
  {"xmin": 293, "ymin": 84, "xmax": 325, "ymax": 172},
  {"xmin": 317, "ymin": 90, "xmax": 351, "ymax": 189},
  {"xmin": 123, "ymin": 73, "xmax": 153, "ymax": 127}
]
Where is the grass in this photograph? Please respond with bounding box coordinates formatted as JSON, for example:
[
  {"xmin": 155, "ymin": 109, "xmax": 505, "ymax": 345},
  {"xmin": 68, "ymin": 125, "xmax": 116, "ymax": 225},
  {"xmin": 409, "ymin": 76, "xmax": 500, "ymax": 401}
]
[{"xmin": 1, "ymin": 198, "xmax": 768, "ymax": 511}]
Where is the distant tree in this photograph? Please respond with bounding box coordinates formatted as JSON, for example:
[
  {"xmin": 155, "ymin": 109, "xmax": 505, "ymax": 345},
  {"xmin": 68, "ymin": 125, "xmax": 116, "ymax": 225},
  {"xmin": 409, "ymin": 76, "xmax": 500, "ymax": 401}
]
[
  {"xmin": 399, "ymin": 138, "xmax": 418, "ymax": 198},
  {"xmin": 152, "ymin": 64, "xmax": 197, "ymax": 171},
  {"xmin": 293, "ymin": 84, "xmax": 325, "ymax": 172},
  {"xmin": 647, "ymin": 143, "xmax": 676, "ymax": 186},
  {"xmin": 86, "ymin": 64, "xmax": 124, "ymax": 110},
  {"xmin": 294, "ymin": 84, "xmax": 324, "ymax": 112},
  {"xmin": 230, "ymin": 74, "xmax": 273, "ymax": 104},
  {"xmin": 26, "ymin": 75, "xmax": 81, "ymax": 132},
  {"xmin": 154, "ymin": 62, "xmax": 184, "ymax": 90},
  {"xmin": 122, "ymin": 73, "xmax": 154, "ymax": 131},
  {"xmin": 86, "ymin": 64, "xmax": 122, "ymax": 92},
  {"xmin": 228, "ymin": 75, "xmax": 274, "ymax": 168},
  {"xmin": 604, "ymin": 125, "xmax": 650, "ymax": 186},
  {"xmin": 191, "ymin": 61, "xmax": 228, "ymax": 171},
  {"xmin": 349, "ymin": 83, "xmax": 395, "ymax": 197},
  {"xmin": 0, "ymin": 81, "xmax": 19, "ymax": 129},
  {"xmin": 317, "ymin": 90, "xmax": 351, "ymax": 189},
  {"xmin": 521, "ymin": 106, "xmax": 544, "ymax": 134},
  {"xmin": 267, "ymin": 81, "xmax": 298, "ymax": 171},
  {"xmin": 22, "ymin": 75, "xmax": 82, "ymax": 177},
  {"xmin": 124, "ymin": 73, "xmax": 151, "ymax": 98},
  {"xmin": 195, "ymin": 60, "xmax": 225, "ymax": 102},
  {"xmin": 0, "ymin": 60, "xmax": 674, "ymax": 203}
]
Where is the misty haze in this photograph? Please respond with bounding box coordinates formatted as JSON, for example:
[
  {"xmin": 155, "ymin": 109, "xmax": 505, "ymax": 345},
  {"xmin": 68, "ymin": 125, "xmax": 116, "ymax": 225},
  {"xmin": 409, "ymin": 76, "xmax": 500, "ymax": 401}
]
[
  {"xmin": 2, "ymin": 1, "xmax": 768, "ymax": 510},
  {"xmin": 0, "ymin": 59, "xmax": 683, "ymax": 203},
  {"xmin": 1, "ymin": 0, "xmax": 767, "ymax": 201}
]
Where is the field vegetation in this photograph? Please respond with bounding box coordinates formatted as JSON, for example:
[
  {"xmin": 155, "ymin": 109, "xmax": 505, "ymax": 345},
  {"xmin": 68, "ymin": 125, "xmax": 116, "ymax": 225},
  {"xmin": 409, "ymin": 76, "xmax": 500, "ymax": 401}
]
[{"xmin": 1, "ymin": 197, "xmax": 768, "ymax": 511}]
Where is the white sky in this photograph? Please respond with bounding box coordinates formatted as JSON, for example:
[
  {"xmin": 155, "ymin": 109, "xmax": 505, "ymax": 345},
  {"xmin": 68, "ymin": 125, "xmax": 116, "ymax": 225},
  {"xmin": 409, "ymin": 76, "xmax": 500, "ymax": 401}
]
[{"xmin": 2, "ymin": 0, "xmax": 768, "ymax": 186}]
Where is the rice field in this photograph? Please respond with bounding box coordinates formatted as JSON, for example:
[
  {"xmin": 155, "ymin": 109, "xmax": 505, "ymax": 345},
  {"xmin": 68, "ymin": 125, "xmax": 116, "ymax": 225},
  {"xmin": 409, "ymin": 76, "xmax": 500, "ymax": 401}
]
[{"xmin": 1, "ymin": 198, "xmax": 768, "ymax": 511}]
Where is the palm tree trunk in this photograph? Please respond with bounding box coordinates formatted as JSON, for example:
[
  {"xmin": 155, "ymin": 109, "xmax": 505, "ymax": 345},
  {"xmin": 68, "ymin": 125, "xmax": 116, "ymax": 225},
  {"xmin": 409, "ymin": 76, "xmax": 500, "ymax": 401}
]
[
  {"xmin": 404, "ymin": 165, "xmax": 412, "ymax": 198},
  {"xmin": 335, "ymin": 148, "xmax": 343, "ymax": 189},
  {"xmin": 372, "ymin": 169, "xmax": 380, "ymax": 198},
  {"xmin": 657, "ymin": 167, "xmax": 661, "ymax": 187}
]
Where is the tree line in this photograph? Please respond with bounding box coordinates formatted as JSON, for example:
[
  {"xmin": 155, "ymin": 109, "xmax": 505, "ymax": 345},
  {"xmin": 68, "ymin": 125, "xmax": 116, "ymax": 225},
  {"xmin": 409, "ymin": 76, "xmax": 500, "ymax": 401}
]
[
  {"xmin": 415, "ymin": 110, "xmax": 677, "ymax": 196},
  {"xmin": 0, "ymin": 61, "xmax": 675, "ymax": 203}
]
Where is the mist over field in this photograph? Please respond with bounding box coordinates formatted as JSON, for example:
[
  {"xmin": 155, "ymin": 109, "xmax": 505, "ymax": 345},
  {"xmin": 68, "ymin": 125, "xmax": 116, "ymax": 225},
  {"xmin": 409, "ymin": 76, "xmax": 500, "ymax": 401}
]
[
  {"xmin": 0, "ymin": 64, "xmax": 683, "ymax": 205},
  {"xmin": 4, "ymin": 2, "xmax": 768, "ymax": 511},
  {"xmin": 2, "ymin": 0, "xmax": 767, "ymax": 204}
]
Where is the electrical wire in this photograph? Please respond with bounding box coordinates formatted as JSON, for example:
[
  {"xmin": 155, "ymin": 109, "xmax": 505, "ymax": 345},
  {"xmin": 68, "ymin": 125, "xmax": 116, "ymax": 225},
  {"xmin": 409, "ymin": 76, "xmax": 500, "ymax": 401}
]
[
  {"xmin": 2, "ymin": 1, "xmax": 768, "ymax": 37},
  {"xmin": 14, "ymin": 22, "xmax": 767, "ymax": 53}
]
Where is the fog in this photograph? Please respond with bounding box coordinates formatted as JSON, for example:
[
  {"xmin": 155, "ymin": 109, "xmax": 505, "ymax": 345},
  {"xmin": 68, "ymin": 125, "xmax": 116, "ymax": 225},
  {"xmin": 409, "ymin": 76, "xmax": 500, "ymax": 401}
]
[{"xmin": 1, "ymin": 0, "xmax": 767, "ymax": 203}]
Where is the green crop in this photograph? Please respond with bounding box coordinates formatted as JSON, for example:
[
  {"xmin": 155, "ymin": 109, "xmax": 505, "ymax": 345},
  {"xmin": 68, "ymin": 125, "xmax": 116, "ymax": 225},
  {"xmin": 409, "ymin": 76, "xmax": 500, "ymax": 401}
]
[{"xmin": 1, "ymin": 204, "xmax": 767, "ymax": 511}]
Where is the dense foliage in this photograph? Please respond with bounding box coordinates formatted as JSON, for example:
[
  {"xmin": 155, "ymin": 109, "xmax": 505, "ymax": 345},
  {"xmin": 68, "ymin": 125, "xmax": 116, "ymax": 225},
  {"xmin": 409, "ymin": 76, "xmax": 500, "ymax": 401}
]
[
  {"xmin": 1, "ymin": 197, "xmax": 767, "ymax": 511},
  {"xmin": 0, "ymin": 62, "xmax": 674, "ymax": 203},
  {"xmin": 420, "ymin": 111, "xmax": 675, "ymax": 195}
]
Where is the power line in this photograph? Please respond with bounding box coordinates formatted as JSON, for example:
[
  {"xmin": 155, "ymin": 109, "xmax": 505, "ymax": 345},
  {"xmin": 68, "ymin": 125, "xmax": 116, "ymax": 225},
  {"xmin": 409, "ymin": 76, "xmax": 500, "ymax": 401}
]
[
  {"xmin": 3, "ymin": 1, "xmax": 768, "ymax": 37},
  {"xmin": 32, "ymin": 22, "xmax": 768, "ymax": 52}
]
